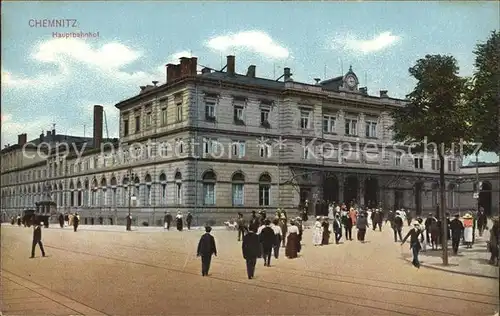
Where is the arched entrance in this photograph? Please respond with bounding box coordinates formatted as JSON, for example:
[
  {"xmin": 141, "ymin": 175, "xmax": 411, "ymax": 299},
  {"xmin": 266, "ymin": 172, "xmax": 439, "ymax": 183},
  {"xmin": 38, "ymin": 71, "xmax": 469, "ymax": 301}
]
[
  {"xmin": 323, "ymin": 175, "xmax": 339, "ymax": 204},
  {"xmin": 343, "ymin": 176, "xmax": 358, "ymax": 206},
  {"xmin": 479, "ymin": 181, "xmax": 492, "ymax": 216},
  {"xmin": 414, "ymin": 182, "xmax": 423, "ymax": 215},
  {"xmin": 364, "ymin": 177, "xmax": 378, "ymax": 208}
]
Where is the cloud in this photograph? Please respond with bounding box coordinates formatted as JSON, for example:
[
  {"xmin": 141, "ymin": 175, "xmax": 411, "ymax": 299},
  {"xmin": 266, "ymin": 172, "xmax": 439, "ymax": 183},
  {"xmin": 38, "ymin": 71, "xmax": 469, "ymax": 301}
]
[
  {"xmin": 1, "ymin": 113, "xmax": 55, "ymax": 147},
  {"xmin": 332, "ymin": 32, "xmax": 400, "ymax": 54},
  {"xmin": 205, "ymin": 31, "xmax": 290, "ymax": 59}
]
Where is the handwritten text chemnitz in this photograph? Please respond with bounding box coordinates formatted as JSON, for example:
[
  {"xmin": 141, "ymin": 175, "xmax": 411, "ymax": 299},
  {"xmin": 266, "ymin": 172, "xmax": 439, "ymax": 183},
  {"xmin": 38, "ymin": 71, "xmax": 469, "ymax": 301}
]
[{"xmin": 29, "ymin": 19, "xmax": 78, "ymax": 28}]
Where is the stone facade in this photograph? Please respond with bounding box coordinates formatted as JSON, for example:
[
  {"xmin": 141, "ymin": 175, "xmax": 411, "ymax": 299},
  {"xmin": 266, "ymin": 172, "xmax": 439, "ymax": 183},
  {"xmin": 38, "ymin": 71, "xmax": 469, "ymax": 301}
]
[{"xmin": 1, "ymin": 56, "xmax": 499, "ymax": 225}]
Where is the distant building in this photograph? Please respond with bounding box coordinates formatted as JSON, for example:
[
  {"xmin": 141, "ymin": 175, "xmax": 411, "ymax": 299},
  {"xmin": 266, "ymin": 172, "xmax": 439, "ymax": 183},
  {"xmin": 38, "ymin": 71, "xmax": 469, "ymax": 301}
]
[{"xmin": 1, "ymin": 56, "xmax": 498, "ymax": 225}]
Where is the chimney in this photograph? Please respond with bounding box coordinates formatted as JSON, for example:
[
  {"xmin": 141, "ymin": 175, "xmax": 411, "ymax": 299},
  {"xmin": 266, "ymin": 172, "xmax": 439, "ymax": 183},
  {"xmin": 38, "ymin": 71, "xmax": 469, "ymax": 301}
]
[
  {"xmin": 140, "ymin": 86, "xmax": 146, "ymax": 93},
  {"xmin": 227, "ymin": 55, "xmax": 235, "ymax": 75},
  {"xmin": 314, "ymin": 78, "xmax": 321, "ymax": 85},
  {"xmin": 40, "ymin": 131, "xmax": 44, "ymax": 141},
  {"xmin": 246, "ymin": 65, "xmax": 256, "ymax": 78},
  {"xmin": 379, "ymin": 90, "xmax": 388, "ymax": 98},
  {"xmin": 166, "ymin": 64, "xmax": 175, "ymax": 83},
  {"xmin": 51, "ymin": 125, "xmax": 56, "ymax": 136},
  {"xmin": 189, "ymin": 57, "xmax": 197, "ymax": 76},
  {"xmin": 18, "ymin": 133, "xmax": 27, "ymax": 146},
  {"xmin": 359, "ymin": 87, "xmax": 368, "ymax": 95},
  {"xmin": 284, "ymin": 67, "xmax": 292, "ymax": 81},
  {"xmin": 180, "ymin": 57, "xmax": 190, "ymax": 77},
  {"xmin": 46, "ymin": 130, "xmax": 51, "ymax": 137},
  {"xmin": 201, "ymin": 67, "xmax": 211, "ymax": 74},
  {"xmin": 93, "ymin": 105, "xmax": 104, "ymax": 149}
]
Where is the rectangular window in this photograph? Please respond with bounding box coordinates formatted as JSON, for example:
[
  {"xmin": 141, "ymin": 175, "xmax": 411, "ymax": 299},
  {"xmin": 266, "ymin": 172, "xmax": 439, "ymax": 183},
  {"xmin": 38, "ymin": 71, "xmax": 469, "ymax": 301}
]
[
  {"xmin": 345, "ymin": 119, "xmax": 357, "ymax": 136},
  {"xmin": 260, "ymin": 109, "xmax": 270, "ymax": 125},
  {"xmin": 175, "ymin": 183, "xmax": 182, "ymax": 204},
  {"xmin": 203, "ymin": 138, "xmax": 216, "ymax": 154},
  {"xmin": 259, "ymin": 185, "xmax": 270, "ymax": 206},
  {"xmin": 231, "ymin": 141, "xmax": 246, "ymax": 158},
  {"xmin": 234, "ymin": 106, "xmax": 244, "ymax": 122},
  {"xmin": 145, "ymin": 112, "xmax": 152, "ymax": 127},
  {"xmin": 303, "ymin": 146, "xmax": 310, "ymax": 159},
  {"xmin": 232, "ymin": 184, "xmax": 244, "ymax": 206},
  {"xmin": 161, "ymin": 108, "xmax": 167, "ymax": 126},
  {"xmin": 123, "ymin": 119, "xmax": 129, "ymax": 136},
  {"xmin": 176, "ymin": 103, "xmax": 182, "ymax": 122},
  {"xmin": 365, "ymin": 121, "xmax": 377, "ymax": 138},
  {"xmin": 259, "ymin": 144, "xmax": 271, "ymax": 158},
  {"xmin": 448, "ymin": 160, "xmax": 457, "ymax": 172},
  {"xmin": 161, "ymin": 184, "xmax": 167, "ymax": 205},
  {"xmin": 176, "ymin": 138, "xmax": 184, "ymax": 154},
  {"xmin": 205, "ymin": 101, "xmax": 216, "ymax": 120},
  {"xmin": 395, "ymin": 153, "xmax": 402, "ymax": 166},
  {"xmin": 432, "ymin": 159, "xmax": 441, "ymax": 170},
  {"xmin": 414, "ymin": 157, "xmax": 423, "ymax": 169},
  {"xmin": 203, "ymin": 183, "xmax": 215, "ymax": 205},
  {"xmin": 300, "ymin": 110, "xmax": 310, "ymax": 129},
  {"xmin": 323, "ymin": 115, "xmax": 336, "ymax": 133},
  {"xmin": 135, "ymin": 116, "xmax": 140, "ymax": 132}
]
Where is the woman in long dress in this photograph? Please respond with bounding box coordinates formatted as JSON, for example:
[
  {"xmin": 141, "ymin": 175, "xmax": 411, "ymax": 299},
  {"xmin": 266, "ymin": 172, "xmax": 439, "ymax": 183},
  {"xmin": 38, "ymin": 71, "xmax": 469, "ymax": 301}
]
[
  {"xmin": 462, "ymin": 213, "xmax": 474, "ymax": 248},
  {"xmin": 321, "ymin": 218, "xmax": 330, "ymax": 245},
  {"xmin": 312, "ymin": 216, "xmax": 323, "ymax": 246},
  {"xmin": 176, "ymin": 212, "xmax": 183, "ymax": 231},
  {"xmin": 285, "ymin": 220, "xmax": 300, "ymax": 259}
]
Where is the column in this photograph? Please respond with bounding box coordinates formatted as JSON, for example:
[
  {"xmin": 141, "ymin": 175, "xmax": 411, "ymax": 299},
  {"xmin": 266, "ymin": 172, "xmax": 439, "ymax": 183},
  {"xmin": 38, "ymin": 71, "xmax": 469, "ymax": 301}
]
[{"xmin": 358, "ymin": 174, "xmax": 366, "ymax": 206}]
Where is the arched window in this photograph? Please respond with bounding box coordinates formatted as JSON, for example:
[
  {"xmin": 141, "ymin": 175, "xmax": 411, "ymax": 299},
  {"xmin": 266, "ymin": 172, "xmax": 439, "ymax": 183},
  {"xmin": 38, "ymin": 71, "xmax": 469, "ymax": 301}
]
[
  {"xmin": 232, "ymin": 172, "xmax": 245, "ymax": 206},
  {"xmin": 101, "ymin": 177, "xmax": 107, "ymax": 206},
  {"xmin": 174, "ymin": 171, "xmax": 182, "ymax": 204},
  {"xmin": 159, "ymin": 173, "xmax": 167, "ymax": 205},
  {"xmin": 77, "ymin": 180, "xmax": 83, "ymax": 206},
  {"xmin": 258, "ymin": 173, "xmax": 271, "ymax": 206},
  {"xmin": 202, "ymin": 170, "xmax": 216, "ymax": 205},
  {"xmin": 122, "ymin": 176, "xmax": 129, "ymax": 206},
  {"xmin": 91, "ymin": 178, "xmax": 98, "ymax": 206},
  {"xmin": 84, "ymin": 179, "xmax": 90, "ymax": 206},
  {"xmin": 448, "ymin": 183, "xmax": 456, "ymax": 208},
  {"xmin": 58, "ymin": 182, "xmax": 63, "ymax": 207},
  {"xmin": 144, "ymin": 174, "xmax": 152, "ymax": 206},
  {"xmin": 110, "ymin": 176, "xmax": 117, "ymax": 206},
  {"xmin": 69, "ymin": 180, "xmax": 75, "ymax": 207}
]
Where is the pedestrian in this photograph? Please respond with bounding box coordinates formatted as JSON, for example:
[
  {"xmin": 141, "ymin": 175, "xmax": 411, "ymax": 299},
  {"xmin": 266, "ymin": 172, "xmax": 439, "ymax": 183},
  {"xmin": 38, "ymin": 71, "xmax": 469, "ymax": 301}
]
[
  {"xmin": 176, "ymin": 211, "xmax": 183, "ymax": 231},
  {"xmin": 30, "ymin": 218, "xmax": 46, "ymax": 258},
  {"xmin": 249, "ymin": 211, "xmax": 260, "ymax": 233},
  {"xmin": 237, "ymin": 212, "xmax": 246, "ymax": 241},
  {"xmin": 58, "ymin": 213, "xmax": 64, "ymax": 228},
  {"xmin": 321, "ymin": 217, "xmax": 330, "ymax": 245},
  {"xmin": 196, "ymin": 226, "xmax": 217, "ymax": 276},
  {"xmin": 271, "ymin": 218, "xmax": 282, "ymax": 259},
  {"xmin": 186, "ymin": 212, "xmax": 193, "ymax": 230},
  {"xmin": 372, "ymin": 209, "xmax": 383, "ymax": 231},
  {"xmin": 164, "ymin": 212, "xmax": 172, "ymax": 230},
  {"xmin": 462, "ymin": 213, "xmax": 474, "ymax": 248},
  {"xmin": 477, "ymin": 208, "xmax": 488, "ymax": 237},
  {"xmin": 285, "ymin": 220, "xmax": 300, "ymax": 259},
  {"xmin": 279, "ymin": 212, "xmax": 288, "ymax": 247},
  {"xmin": 341, "ymin": 211, "xmax": 353, "ymax": 241},
  {"xmin": 356, "ymin": 214, "xmax": 369, "ymax": 242},
  {"xmin": 312, "ymin": 216, "xmax": 323, "ymax": 246},
  {"xmin": 392, "ymin": 212, "xmax": 404, "ymax": 242},
  {"xmin": 17, "ymin": 214, "xmax": 21, "ymax": 226},
  {"xmin": 73, "ymin": 213, "xmax": 80, "ymax": 232},
  {"xmin": 450, "ymin": 214, "xmax": 464, "ymax": 255},
  {"xmin": 424, "ymin": 213, "xmax": 437, "ymax": 244},
  {"xmin": 126, "ymin": 214, "xmax": 132, "ymax": 231},
  {"xmin": 333, "ymin": 214, "xmax": 342, "ymax": 244},
  {"xmin": 242, "ymin": 227, "xmax": 260, "ymax": 279},
  {"xmin": 259, "ymin": 220, "xmax": 275, "ymax": 267},
  {"xmin": 401, "ymin": 223, "xmax": 423, "ymax": 268},
  {"xmin": 488, "ymin": 218, "xmax": 499, "ymax": 265}
]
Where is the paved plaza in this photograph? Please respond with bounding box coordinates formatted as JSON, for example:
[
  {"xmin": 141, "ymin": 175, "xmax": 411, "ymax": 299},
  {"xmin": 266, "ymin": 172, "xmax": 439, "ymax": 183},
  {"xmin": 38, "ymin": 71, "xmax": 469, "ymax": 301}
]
[{"xmin": 1, "ymin": 223, "xmax": 499, "ymax": 316}]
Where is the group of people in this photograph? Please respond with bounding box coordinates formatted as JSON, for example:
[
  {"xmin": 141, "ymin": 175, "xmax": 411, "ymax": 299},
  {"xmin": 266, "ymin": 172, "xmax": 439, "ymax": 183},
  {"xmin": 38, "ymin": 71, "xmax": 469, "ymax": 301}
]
[
  {"xmin": 164, "ymin": 211, "xmax": 193, "ymax": 231},
  {"xmin": 57, "ymin": 212, "xmax": 81, "ymax": 231}
]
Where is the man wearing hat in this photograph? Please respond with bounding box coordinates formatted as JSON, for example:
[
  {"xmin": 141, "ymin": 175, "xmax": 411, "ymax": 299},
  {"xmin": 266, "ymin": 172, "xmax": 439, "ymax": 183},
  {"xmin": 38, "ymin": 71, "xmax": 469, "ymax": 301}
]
[
  {"xmin": 249, "ymin": 211, "xmax": 259, "ymax": 233},
  {"xmin": 462, "ymin": 213, "xmax": 474, "ymax": 248},
  {"xmin": 450, "ymin": 214, "xmax": 464, "ymax": 255},
  {"xmin": 237, "ymin": 212, "xmax": 247, "ymax": 241},
  {"xmin": 196, "ymin": 226, "xmax": 217, "ymax": 276},
  {"xmin": 30, "ymin": 217, "xmax": 46, "ymax": 258},
  {"xmin": 401, "ymin": 222, "xmax": 423, "ymax": 268}
]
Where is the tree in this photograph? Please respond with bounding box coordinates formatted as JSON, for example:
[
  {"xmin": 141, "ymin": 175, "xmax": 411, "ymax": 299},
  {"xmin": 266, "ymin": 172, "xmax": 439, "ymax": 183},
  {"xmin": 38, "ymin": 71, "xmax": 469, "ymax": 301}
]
[
  {"xmin": 468, "ymin": 31, "xmax": 500, "ymax": 153},
  {"xmin": 391, "ymin": 55, "xmax": 471, "ymax": 265}
]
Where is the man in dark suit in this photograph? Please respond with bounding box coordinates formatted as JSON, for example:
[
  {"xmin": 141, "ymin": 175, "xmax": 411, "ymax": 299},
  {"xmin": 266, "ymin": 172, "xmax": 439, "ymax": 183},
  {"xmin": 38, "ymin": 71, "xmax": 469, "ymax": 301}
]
[
  {"xmin": 197, "ymin": 226, "xmax": 217, "ymax": 276},
  {"xmin": 30, "ymin": 217, "xmax": 46, "ymax": 258},
  {"xmin": 242, "ymin": 227, "xmax": 260, "ymax": 279},
  {"xmin": 259, "ymin": 220, "xmax": 275, "ymax": 267}
]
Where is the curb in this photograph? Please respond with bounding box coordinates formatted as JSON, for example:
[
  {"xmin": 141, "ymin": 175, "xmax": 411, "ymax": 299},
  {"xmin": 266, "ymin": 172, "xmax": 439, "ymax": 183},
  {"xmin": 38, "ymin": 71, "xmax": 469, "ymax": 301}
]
[{"xmin": 403, "ymin": 257, "xmax": 499, "ymax": 280}]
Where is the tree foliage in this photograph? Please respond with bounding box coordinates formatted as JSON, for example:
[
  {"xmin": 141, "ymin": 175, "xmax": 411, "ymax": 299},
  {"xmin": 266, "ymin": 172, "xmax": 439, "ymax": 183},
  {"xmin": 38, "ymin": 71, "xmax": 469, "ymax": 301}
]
[
  {"xmin": 391, "ymin": 54, "xmax": 472, "ymax": 154},
  {"xmin": 468, "ymin": 31, "xmax": 500, "ymax": 153}
]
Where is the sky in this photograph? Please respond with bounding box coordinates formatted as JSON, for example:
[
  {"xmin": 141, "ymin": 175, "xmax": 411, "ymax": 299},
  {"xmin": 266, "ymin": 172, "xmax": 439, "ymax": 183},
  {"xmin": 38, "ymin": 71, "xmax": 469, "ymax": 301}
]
[{"xmin": 1, "ymin": 1, "xmax": 498, "ymax": 164}]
